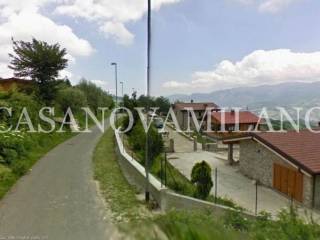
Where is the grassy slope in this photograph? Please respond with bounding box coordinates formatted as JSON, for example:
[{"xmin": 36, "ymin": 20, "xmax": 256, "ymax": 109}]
[
  {"xmin": 93, "ymin": 127, "xmax": 150, "ymax": 222},
  {"xmin": 93, "ymin": 128, "xmax": 320, "ymax": 240},
  {"xmin": 92, "ymin": 128, "xmax": 251, "ymax": 239},
  {"xmin": 93, "ymin": 127, "xmax": 170, "ymax": 239}
]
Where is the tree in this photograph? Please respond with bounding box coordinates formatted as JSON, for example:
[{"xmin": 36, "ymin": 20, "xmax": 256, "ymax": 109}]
[
  {"xmin": 76, "ymin": 79, "xmax": 114, "ymax": 114},
  {"xmin": 191, "ymin": 161, "xmax": 213, "ymax": 200},
  {"xmin": 128, "ymin": 121, "xmax": 163, "ymax": 163},
  {"xmin": 9, "ymin": 38, "xmax": 68, "ymax": 103},
  {"xmin": 137, "ymin": 95, "xmax": 154, "ymax": 109},
  {"xmin": 56, "ymin": 88, "xmax": 87, "ymax": 115},
  {"xmin": 155, "ymin": 96, "xmax": 171, "ymax": 114}
]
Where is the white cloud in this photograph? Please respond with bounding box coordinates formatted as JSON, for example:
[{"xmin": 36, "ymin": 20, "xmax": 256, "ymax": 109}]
[
  {"xmin": 99, "ymin": 22, "xmax": 134, "ymax": 46},
  {"xmin": 162, "ymin": 81, "xmax": 190, "ymax": 88},
  {"xmin": 232, "ymin": 0, "xmax": 299, "ymax": 13},
  {"xmin": 163, "ymin": 49, "xmax": 320, "ymax": 93},
  {"xmin": 90, "ymin": 79, "xmax": 109, "ymax": 91},
  {"xmin": 0, "ymin": 1, "xmax": 94, "ymax": 78},
  {"xmin": 259, "ymin": 0, "xmax": 298, "ymax": 13},
  {"xmin": 55, "ymin": 0, "xmax": 182, "ymax": 45},
  {"xmin": 0, "ymin": 62, "xmax": 13, "ymax": 77},
  {"xmin": 59, "ymin": 69, "xmax": 73, "ymax": 79},
  {"xmin": 0, "ymin": 0, "xmax": 53, "ymax": 16},
  {"xmin": 0, "ymin": 11, "xmax": 94, "ymax": 57}
]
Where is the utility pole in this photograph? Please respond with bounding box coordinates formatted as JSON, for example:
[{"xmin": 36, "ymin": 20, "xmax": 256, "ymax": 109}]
[{"xmin": 145, "ymin": 0, "xmax": 151, "ymax": 202}]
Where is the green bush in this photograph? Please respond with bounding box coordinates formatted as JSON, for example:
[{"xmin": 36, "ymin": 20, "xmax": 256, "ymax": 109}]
[
  {"xmin": 154, "ymin": 208, "xmax": 320, "ymax": 240},
  {"xmin": 128, "ymin": 121, "xmax": 163, "ymax": 164},
  {"xmin": 155, "ymin": 210, "xmax": 247, "ymax": 240},
  {"xmin": 0, "ymin": 91, "xmax": 41, "ymax": 129},
  {"xmin": 56, "ymin": 87, "xmax": 88, "ymax": 114},
  {"xmin": 76, "ymin": 79, "xmax": 114, "ymax": 114},
  {"xmin": 0, "ymin": 165, "xmax": 14, "ymax": 182},
  {"xmin": 224, "ymin": 211, "xmax": 251, "ymax": 232},
  {"xmin": 2, "ymin": 148, "xmax": 18, "ymax": 165},
  {"xmin": 191, "ymin": 161, "xmax": 213, "ymax": 200},
  {"xmin": 11, "ymin": 160, "xmax": 29, "ymax": 176}
]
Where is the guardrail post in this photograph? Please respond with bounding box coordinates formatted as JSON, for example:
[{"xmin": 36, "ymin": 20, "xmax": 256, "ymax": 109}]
[
  {"xmin": 169, "ymin": 138, "xmax": 174, "ymax": 153},
  {"xmin": 214, "ymin": 167, "xmax": 218, "ymax": 204},
  {"xmin": 161, "ymin": 153, "xmax": 163, "ymax": 187},
  {"xmin": 255, "ymin": 180, "xmax": 258, "ymax": 216},
  {"xmin": 165, "ymin": 152, "xmax": 167, "ymax": 186},
  {"xmin": 193, "ymin": 137, "xmax": 197, "ymax": 152}
]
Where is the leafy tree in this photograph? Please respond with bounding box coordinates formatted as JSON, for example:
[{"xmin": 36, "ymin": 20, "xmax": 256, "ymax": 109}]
[
  {"xmin": 137, "ymin": 95, "xmax": 154, "ymax": 109},
  {"xmin": 128, "ymin": 121, "xmax": 164, "ymax": 164},
  {"xmin": 155, "ymin": 96, "xmax": 171, "ymax": 114},
  {"xmin": 76, "ymin": 79, "xmax": 114, "ymax": 114},
  {"xmin": 137, "ymin": 95, "xmax": 171, "ymax": 114},
  {"xmin": 56, "ymin": 88, "xmax": 87, "ymax": 115},
  {"xmin": 191, "ymin": 161, "xmax": 213, "ymax": 200},
  {"xmin": 9, "ymin": 38, "xmax": 68, "ymax": 104}
]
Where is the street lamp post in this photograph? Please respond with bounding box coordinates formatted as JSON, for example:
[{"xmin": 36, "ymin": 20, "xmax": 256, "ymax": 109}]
[
  {"xmin": 120, "ymin": 81, "xmax": 124, "ymax": 97},
  {"xmin": 110, "ymin": 62, "xmax": 118, "ymax": 107},
  {"xmin": 145, "ymin": 0, "xmax": 152, "ymax": 202}
]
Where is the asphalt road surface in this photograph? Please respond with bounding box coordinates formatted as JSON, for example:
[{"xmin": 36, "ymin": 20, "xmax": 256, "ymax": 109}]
[{"xmin": 0, "ymin": 124, "xmax": 118, "ymax": 240}]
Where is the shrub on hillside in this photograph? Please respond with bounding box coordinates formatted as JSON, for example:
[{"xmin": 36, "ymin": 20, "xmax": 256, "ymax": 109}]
[
  {"xmin": 128, "ymin": 121, "xmax": 163, "ymax": 164},
  {"xmin": 191, "ymin": 161, "xmax": 213, "ymax": 200},
  {"xmin": 0, "ymin": 91, "xmax": 41, "ymax": 128},
  {"xmin": 76, "ymin": 79, "xmax": 114, "ymax": 114},
  {"xmin": 56, "ymin": 87, "xmax": 87, "ymax": 114}
]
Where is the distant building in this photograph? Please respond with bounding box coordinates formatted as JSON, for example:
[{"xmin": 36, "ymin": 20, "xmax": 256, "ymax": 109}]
[
  {"xmin": 206, "ymin": 110, "xmax": 260, "ymax": 140},
  {"xmin": 211, "ymin": 110, "xmax": 260, "ymax": 132},
  {"xmin": 173, "ymin": 101, "xmax": 219, "ymax": 130},
  {"xmin": 0, "ymin": 78, "xmax": 33, "ymax": 91},
  {"xmin": 224, "ymin": 130, "xmax": 320, "ymax": 209}
]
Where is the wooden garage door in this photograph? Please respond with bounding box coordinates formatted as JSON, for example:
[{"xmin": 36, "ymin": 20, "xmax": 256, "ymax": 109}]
[{"xmin": 273, "ymin": 163, "xmax": 303, "ymax": 202}]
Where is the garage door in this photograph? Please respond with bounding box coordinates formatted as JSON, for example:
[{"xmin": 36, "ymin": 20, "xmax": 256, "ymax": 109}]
[{"xmin": 273, "ymin": 163, "xmax": 303, "ymax": 202}]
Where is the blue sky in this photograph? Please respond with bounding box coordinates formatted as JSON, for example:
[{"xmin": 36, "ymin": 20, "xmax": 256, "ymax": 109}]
[{"xmin": 1, "ymin": 0, "xmax": 320, "ymax": 96}]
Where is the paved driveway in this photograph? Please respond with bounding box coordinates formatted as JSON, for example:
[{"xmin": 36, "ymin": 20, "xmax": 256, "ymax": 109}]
[
  {"xmin": 0, "ymin": 125, "xmax": 119, "ymax": 240},
  {"xmin": 166, "ymin": 127, "xmax": 320, "ymax": 220}
]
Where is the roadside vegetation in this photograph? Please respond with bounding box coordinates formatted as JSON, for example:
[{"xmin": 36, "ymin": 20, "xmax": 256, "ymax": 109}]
[
  {"xmin": 154, "ymin": 207, "xmax": 320, "ymax": 240},
  {"xmin": 121, "ymin": 93, "xmax": 241, "ymax": 209},
  {"xmin": 93, "ymin": 127, "xmax": 150, "ymax": 223},
  {"xmin": 94, "ymin": 116, "xmax": 320, "ymax": 240},
  {"xmin": 0, "ymin": 38, "xmax": 113, "ymax": 199}
]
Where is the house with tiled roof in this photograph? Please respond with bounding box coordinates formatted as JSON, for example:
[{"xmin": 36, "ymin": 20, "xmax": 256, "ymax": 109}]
[
  {"xmin": 205, "ymin": 110, "xmax": 261, "ymax": 140},
  {"xmin": 0, "ymin": 78, "xmax": 33, "ymax": 91},
  {"xmin": 173, "ymin": 101, "xmax": 219, "ymax": 130},
  {"xmin": 224, "ymin": 130, "xmax": 320, "ymax": 209},
  {"xmin": 211, "ymin": 110, "xmax": 260, "ymax": 132}
]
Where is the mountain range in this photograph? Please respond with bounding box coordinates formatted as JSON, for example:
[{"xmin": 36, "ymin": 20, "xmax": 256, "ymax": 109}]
[{"xmin": 168, "ymin": 82, "xmax": 320, "ymax": 121}]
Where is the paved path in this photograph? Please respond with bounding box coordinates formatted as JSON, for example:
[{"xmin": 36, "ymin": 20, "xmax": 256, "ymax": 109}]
[
  {"xmin": 0, "ymin": 125, "xmax": 118, "ymax": 240},
  {"xmin": 166, "ymin": 126, "xmax": 320, "ymax": 220}
]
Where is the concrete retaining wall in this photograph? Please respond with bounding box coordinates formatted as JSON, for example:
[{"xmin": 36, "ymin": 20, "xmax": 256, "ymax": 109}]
[
  {"xmin": 114, "ymin": 131, "xmax": 163, "ymax": 205},
  {"xmin": 114, "ymin": 130, "xmax": 255, "ymax": 218}
]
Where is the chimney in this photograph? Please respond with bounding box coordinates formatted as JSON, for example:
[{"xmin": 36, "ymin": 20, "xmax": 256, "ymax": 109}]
[
  {"xmin": 191, "ymin": 99, "xmax": 194, "ymax": 103},
  {"xmin": 231, "ymin": 109, "xmax": 235, "ymax": 115}
]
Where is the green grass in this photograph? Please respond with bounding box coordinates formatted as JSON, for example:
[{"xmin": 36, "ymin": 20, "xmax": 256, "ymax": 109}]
[
  {"xmin": 154, "ymin": 207, "xmax": 320, "ymax": 240},
  {"xmin": 155, "ymin": 210, "xmax": 248, "ymax": 240},
  {"xmin": 93, "ymin": 128, "xmax": 320, "ymax": 240},
  {"xmin": 93, "ymin": 127, "xmax": 151, "ymax": 223},
  {"xmin": 0, "ymin": 131, "xmax": 74, "ymax": 199}
]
